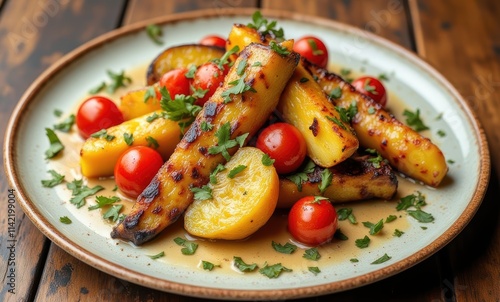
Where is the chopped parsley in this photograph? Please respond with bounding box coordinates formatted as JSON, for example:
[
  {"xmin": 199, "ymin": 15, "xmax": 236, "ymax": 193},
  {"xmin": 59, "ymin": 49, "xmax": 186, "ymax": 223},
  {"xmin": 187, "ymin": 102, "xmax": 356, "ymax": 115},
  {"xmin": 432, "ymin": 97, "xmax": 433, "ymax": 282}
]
[
  {"xmin": 367, "ymin": 106, "xmax": 376, "ymax": 114},
  {"xmin": 59, "ymin": 216, "xmax": 72, "ymax": 224},
  {"xmin": 88, "ymin": 195, "xmax": 120, "ymax": 210},
  {"xmin": 202, "ymin": 261, "xmax": 220, "ymax": 271},
  {"xmin": 269, "ymin": 40, "xmax": 290, "ymax": 55},
  {"xmin": 173, "ymin": 237, "xmax": 198, "ymax": 255},
  {"xmin": 103, "ymin": 204, "xmax": 123, "ymax": 222},
  {"xmin": 91, "ymin": 129, "xmax": 115, "ymax": 141},
  {"xmin": 393, "ymin": 229, "xmax": 404, "ymax": 237},
  {"xmin": 329, "ymin": 87, "xmax": 342, "ymax": 99},
  {"xmin": 286, "ymin": 160, "xmax": 316, "ymax": 191},
  {"xmin": 385, "ymin": 215, "xmax": 397, "ymax": 223},
  {"xmin": 233, "ymin": 256, "xmax": 258, "ymax": 272},
  {"xmin": 437, "ymin": 129, "xmax": 446, "ymax": 137},
  {"xmin": 271, "ymin": 241, "xmax": 297, "ymax": 254},
  {"xmin": 397, "ymin": 191, "xmax": 434, "ymax": 223},
  {"xmin": 334, "ymin": 228, "xmax": 349, "ymax": 241},
  {"xmin": 146, "ymin": 136, "xmax": 159, "ymax": 149},
  {"xmin": 66, "ymin": 179, "xmax": 104, "ymax": 208},
  {"xmin": 350, "ymin": 258, "xmax": 359, "ymax": 263},
  {"xmin": 44, "ymin": 128, "xmax": 64, "ymax": 159},
  {"xmin": 201, "ymin": 121, "xmax": 214, "ymax": 132},
  {"xmin": 335, "ymin": 101, "xmax": 358, "ymax": 123},
  {"xmin": 220, "ymin": 73, "xmax": 256, "ymax": 103},
  {"xmin": 362, "ymin": 219, "xmax": 384, "ymax": 235},
  {"xmin": 403, "ymin": 108, "xmax": 429, "ymax": 132},
  {"xmin": 303, "ymin": 248, "xmax": 321, "ymax": 260},
  {"xmin": 261, "ymin": 154, "xmax": 275, "ymax": 166},
  {"xmin": 247, "ymin": 11, "xmax": 284, "ymax": 40},
  {"xmin": 326, "ymin": 115, "xmax": 347, "ymax": 131},
  {"xmin": 336, "ymin": 208, "xmax": 357, "ymax": 224},
  {"xmin": 190, "ymin": 185, "xmax": 213, "ymax": 200},
  {"xmin": 340, "ymin": 68, "xmax": 353, "ymax": 82},
  {"xmin": 146, "ymin": 24, "xmax": 163, "ymax": 45},
  {"xmin": 308, "ymin": 266, "xmax": 321, "ymax": 275},
  {"xmin": 208, "ymin": 122, "xmax": 248, "ymax": 160},
  {"xmin": 146, "ymin": 111, "xmax": 162, "ymax": 122},
  {"xmin": 53, "ymin": 114, "xmax": 75, "ymax": 132},
  {"xmin": 160, "ymin": 87, "xmax": 201, "ymax": 134},
  {"xmin": 185, "ymin": 65, "xmax": 197, "ymax": 79},
  {"xmin": 41, "ymin": 170, "xmax": 65, "ymax": 188},
  {"xmin": 209, "ymin": 164, "xmax": 226, "ymax": 185},
  {"xmin": 365, "ymin": 148, "xmax": 385, "ymax": 168},
  {"xmin": 143, "ymin": 86, "xmax": 157, "ymax": 103},
  {"xmin": 378, "ymin": 73, "xmax": 390, "ymax": 81},
  {"xmin": 98, "ymin": 70, "xmax": 132, "ymax": 94},
  {"xmin": 259, "ymin": 263, "xmax": 291, "ymax": 278},
  {"xmin": 371, "ymin": 253, "xmax": 391, "ymax": 264},
  {"xmin": 318, "ymin": 168, "xmax": 333, "ymax": 194},
  {"xmin": 300, "ymin": 77, "xmax": 309, "ymax": 83},
  {"xmin": 123, "ymin": 133, "xmax": 134, "ymax": 146},
  {"xmin": 228, "ymin": 165, "xmax": 246, "ymax": 178},
  {"xmin": 355, "ymin": 235, "xmax": 371, "ymax": 248},
  {"xmin": 148, "ymin": 251, "xmax": 165, "ymax": 260}
]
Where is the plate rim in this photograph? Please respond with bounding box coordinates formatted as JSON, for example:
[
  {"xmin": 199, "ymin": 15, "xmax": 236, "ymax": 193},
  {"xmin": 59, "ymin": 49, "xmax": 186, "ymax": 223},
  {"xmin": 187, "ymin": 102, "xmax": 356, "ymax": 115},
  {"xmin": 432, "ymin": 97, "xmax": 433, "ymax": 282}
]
[{"xmin": 3, "ymin": 7, "xmax": 491, "ymax": 300}]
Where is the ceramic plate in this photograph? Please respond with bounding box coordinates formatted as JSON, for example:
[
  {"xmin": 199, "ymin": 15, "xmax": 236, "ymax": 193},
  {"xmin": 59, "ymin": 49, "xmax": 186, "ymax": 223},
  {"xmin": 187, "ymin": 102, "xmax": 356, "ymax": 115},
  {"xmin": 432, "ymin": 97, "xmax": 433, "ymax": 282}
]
[{"xmin": 4, "ymin": 8, "xmax": 490, "ymax": 300}]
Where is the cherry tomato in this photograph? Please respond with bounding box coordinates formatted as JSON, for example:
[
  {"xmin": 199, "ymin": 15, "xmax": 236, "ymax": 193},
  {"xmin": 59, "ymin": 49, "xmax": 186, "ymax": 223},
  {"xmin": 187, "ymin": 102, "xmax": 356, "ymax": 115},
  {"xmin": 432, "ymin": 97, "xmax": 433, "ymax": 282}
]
[
  {"xmin": 192, "ymin": 62, "xmax": 228, "ymax": 106},
  {"xmin": 288, "ymin": 196, "xmax": 338, "ymax": 246},
  {"xmin": 351, "ymin": 76, "xmax": 388, "ymax": 107},
  {"xmin": 76, "ymin": 96, "xmax": 124, "ymax": 139},
  {"xmin": 114, "ymin": 146, "xmax": 164, "ymax": 198},
  {"xmin": 255, "ymin": 122, "xmax": 307, "ymax": 174},
  {"xmin": 159, "ymin": 68, "xmax": 191, "ymax": 99},
  {"xmin": 293, "ymin": 36, "xmax": 329, "ymax": 68},
  {"xmin": 199, "ymin": 35, "xmax": 226, "ymax": 49}
]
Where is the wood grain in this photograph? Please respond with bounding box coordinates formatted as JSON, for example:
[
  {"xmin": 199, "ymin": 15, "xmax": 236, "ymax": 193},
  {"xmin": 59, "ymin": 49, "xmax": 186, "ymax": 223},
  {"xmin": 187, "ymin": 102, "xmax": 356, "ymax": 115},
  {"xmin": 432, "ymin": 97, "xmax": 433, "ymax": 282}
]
[{"xmin": 411, "ymin": 0, "xmax": 500, "ymax": 301}]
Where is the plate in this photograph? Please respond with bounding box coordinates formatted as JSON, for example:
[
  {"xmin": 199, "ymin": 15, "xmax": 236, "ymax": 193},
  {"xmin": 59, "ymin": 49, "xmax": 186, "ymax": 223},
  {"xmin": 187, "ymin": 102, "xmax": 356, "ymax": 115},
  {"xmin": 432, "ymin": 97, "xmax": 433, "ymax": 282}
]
[{"xmin": 4, "ymin": 8, "xmax": 490, "ymax": 300}]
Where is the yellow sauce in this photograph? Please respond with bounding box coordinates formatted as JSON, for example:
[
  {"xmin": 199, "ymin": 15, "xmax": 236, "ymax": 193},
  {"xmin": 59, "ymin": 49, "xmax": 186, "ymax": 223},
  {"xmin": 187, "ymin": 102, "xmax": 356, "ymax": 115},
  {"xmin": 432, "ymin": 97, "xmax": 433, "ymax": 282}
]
[{"xmin": 49, "ymin": 62, "xmax": 425, "ymax": 275}]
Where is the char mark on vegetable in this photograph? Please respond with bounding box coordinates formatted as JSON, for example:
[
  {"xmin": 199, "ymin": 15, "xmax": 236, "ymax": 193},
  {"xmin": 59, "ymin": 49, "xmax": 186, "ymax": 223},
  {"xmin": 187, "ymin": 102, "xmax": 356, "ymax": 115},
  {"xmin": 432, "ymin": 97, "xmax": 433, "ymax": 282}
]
[
  {"xmin": 139, "ymin": 178, "xmax": 160, "ymax": 203},
  {"xmin": 309, "ymin": 118, "xmax": 319, "ymax": 137}
]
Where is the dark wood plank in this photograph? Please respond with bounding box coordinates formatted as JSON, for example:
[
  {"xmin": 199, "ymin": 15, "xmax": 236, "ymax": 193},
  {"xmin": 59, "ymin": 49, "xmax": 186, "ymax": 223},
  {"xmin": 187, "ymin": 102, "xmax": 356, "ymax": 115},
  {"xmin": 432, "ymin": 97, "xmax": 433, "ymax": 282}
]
[
  {"xmin": 411, "ymin": 0, "xmax": 500, "ymax": 301},
  {"xmin": 263, "ymin": 0, "xmax": 414, "ymax": 50},
  {"xmin": 0, "ymin": 1, "xmax": 127, "ymax": 301}
]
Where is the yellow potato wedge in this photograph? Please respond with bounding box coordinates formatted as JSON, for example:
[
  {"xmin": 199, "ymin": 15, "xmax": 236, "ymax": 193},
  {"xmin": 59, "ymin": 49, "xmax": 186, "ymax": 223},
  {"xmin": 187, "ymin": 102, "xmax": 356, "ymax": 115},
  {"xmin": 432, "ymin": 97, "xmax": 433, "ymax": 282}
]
[
  {"xmin": 119, "ymin": 83, "xmax": 161, "ymax": 121},
  {"xmin": 80, "ymin": 110, "xmax": 181, "ymax": 178},
  {"xmin": 184, "ymin": 147, "xmax": 279, "ymax": 240},
  {"xmin": 277, "ymin": 154, "xmax": 398, "ymax": 208},
  {"xmin": 146, "ymin": 44, "xmax": 225, "ymax": 85},
  {"xmin": 111, "ymin": 41, "xmax": 300, "ymax": 245},
  {"xmin": 226, "ymin": 24, "xmax": 267, "ymax": 57},
  {"xmin": 304, "ymin": 61, "xmax": 448, "ymax": 187},
  {"xmin": 277, "ymin": 63, "xmax": 359, "ymax": 167}
]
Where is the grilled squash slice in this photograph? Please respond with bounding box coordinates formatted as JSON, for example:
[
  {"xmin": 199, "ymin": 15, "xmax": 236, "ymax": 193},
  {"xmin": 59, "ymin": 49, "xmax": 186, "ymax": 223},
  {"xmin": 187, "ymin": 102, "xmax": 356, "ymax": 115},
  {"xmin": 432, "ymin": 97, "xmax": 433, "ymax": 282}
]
[
  {"xmin": 304, "ymin": 61, "xmax": 448, "ymax": 187},
  {"xmin": 111, "ymin": 41, "xmax": 300, "ymax": 245},
  {"xmin": 119, "ymin": 83, "xmax": 161, "ymax": 121}
]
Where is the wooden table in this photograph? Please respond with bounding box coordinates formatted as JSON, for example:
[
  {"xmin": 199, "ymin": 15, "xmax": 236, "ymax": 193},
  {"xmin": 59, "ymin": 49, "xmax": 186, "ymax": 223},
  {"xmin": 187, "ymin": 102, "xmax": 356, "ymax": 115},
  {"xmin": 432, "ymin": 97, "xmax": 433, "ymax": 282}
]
[{"xmin": 1, "ymin": 1, "xmax": 499, "ymax": 301}]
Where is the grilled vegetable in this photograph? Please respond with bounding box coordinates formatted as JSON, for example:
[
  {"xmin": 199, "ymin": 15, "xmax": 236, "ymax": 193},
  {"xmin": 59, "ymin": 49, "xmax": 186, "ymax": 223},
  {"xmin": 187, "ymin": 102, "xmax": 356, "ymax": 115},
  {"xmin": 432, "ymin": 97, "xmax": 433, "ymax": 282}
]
[
  {"xmin": 146, "ymin": 44, "xmax": 225, "ymax": 85},
  {"xmin": 304, "ymin": 61, "xmax": 448, "ymax": 187},
  {"xmin": 277, "ymin": 63, "xmax": 359, "ymax": 167},
  {"xmin": 80, "ymin": 110, "xmax": 181, "ymax": 178},
  {"xmin": 111, "ymin": 41, "xmax": 300, "ymax": 245},
  {"xmin": 277, "ymin": 154, "xmax": 398, "ymax": 208},
  {"xmin": 119, "ymin": 83, "xmax": 161, "ymax": 121},
  {"xmin": 184, "ymin": 147, "xmax": 279, "ymax": 240}
]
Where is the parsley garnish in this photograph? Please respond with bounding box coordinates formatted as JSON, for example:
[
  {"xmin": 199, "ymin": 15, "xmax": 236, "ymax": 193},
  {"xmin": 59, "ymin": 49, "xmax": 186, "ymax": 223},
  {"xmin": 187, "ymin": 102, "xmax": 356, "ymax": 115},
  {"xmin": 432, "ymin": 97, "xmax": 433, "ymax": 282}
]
[
  {"xmin": 261, "ymin": 154, "xmax": 275, "ymax": 166},
  {"xmin": 378, "ymin": 73, "xmax": 390, "ymax": 81},
  {"xmin": 318, "ymin": 168, "xmax": 333, "ymax": 194},
  {"xmin": 89, "ymin": 82, "xmax": 106, "ymax": 94},
  {"xmin": 362, "ymin": 219, "xmax": 384, "ymax": 235},
  {"xmin": 437, "ymin": 129, "xmax": 446, "ymax": 137},
  {"xmin": 190, "ymin": 185, "xmax": 213, "ymax": 200},
  {"xmin": 300, "ymin": 77, "xmax": 309, "ymax": 83},
  {"xmin": 146, "ymin": 24, "xmax": 163, "ymax": 45},
  {"xmin": 160, "ymin": 87, "xmax": 202, "ymax": 133},
  {"xmin": 385, "ymin": 215, "xmax": 397, "ymax": 223},
  {"xmin": 334, "ymin": 228, "xmax": 349, "ymax": 240},
  {"xmin": 286, "ymin": 160, "xmax": 316, "ymax": 191},
  {"xmin": 88, "ymin": 195, "xmax": 120, "ymax": 211},
  {"xmin": 371, "ymin": 253, "xmax": 391, "ymax": 264},
  {"xmin": 447, "ymin": 159, "xmax": 455, "ymax": 164},
  {"xmin": 407, "ymin": 209, "xmax": 435, "ymax": 223},
  {"xmin": 185, "ymin": 65, "xmax": 197, "ymax": 79},
  {"xmin": 148, "ymin": 251, "xmax": 165, "ymax": 260},
  {"xmin": 202, "ymin": 261, "xmax": 220, "ymax": 271},
  {"xmin": 174, "ymin": 237, "xmax": 198, "ymax": 255},
  {"xmin": 45, "ymin": 128, "xmax": 64, "ymax": 159},
  {"xmin": 221, "ymin": 73, "xmax": 256, "ymax": 103},
  {"xmin": 307, "ymin": 38, "xmax": 324, "ymax": 56},
  {"xmin": 393, "ymin": 229, "xmax": 404, "ymax": 237},
  {"xmin": 367, "ymin": 107, "xmax": 376, "ymax": 114},
  {"xmin": 303, "ymin": 248, "xmax": 321, "ymax": 260},
  {"xmin": 403, "ymin": 108, "xmax": 429, "ymax": 131},
  {"xmin": 91, "ymin": 129, "xmax": 115, "ymax": 141},
  {"xmin": 106, "ymin": 70, "xmax": 132, "ymax": 94},
  {"xmin": 350, "ymin": 258, "xmax": 359, "ymax": 263},
  {"xmin": 269, "ymin": 41, "xmax": 290, "ymax": 56},
  {"xmin": 259, "ymin": 263, "xmax": 292, "ymax": 278},
  {"xmin": 355, "ymin": 235, "xmax": 371, "ymax": 248},
  {"xmin": 103, "ymin": 204, "xmax": 123, "ymax": 222},
  {"xmin": 144, "ymin": 86, "xmax": 157, "ymax": 103},
  {"xmin": 59, "ymin": 216, "xmax": 72, "ymax": 224},
  {"xmin": 271, "ymin": 241, "xmax": 297, "ymax": 254},
  {"xmin": 66, "ymin": 179, "xmax": 104, "ymax": 208},
  {"xmin": 201, "ymin": 121, "xmax": 214, "ymax": 132},
  {"xmin": 329, "ymin": 87, "xmax": 342, "ymax": 99},
  {"xmin": 308, "ymin": 266, "xmax": 321, "ymax": 275},
  {"xmin": 236, "ymin": 59, "xmax": 247, "ymax": 76},
  {"xmin": 213, "ymin": 46, "xmax": 239, "ymax": 70},
  {"xmin": 208, "ymin": 123, "xmax": 248, "ymax": 160},
  {"xmin": 396, "ymin": 191, "xmax": 434, "ymax": 223},
  {"xmin": 146, "ymin": 136, "xmax": 159, "ymax": 149},
  {"xmin": 233, "ymin": 256, "xmax": 258, "ymax": 272},
  {"xmin": 209, "ymin": 164, "xmax": 226, "ymax": 185},
  {"xmin": 228, "ymin": 165, "xmax": 246, "ymax": 178},
  {"xmin": 340, "ymin": 68, "xmax": 352, "ymax": 82},
  {"xmin": 247, "ymin": 11, "xmax": 284, "ymax": 40},
  {"xmin": 335, "ymin": 101, "xmax": 358, "ymax": 123},
  {"xmin": 365, "ymin": 148, "xmax": 384, "ymax": 168},
  {"xmin": 54, "ymin": 109, "xmax": 63, "ymax": 117},
  {"xmin": 337, "ymin": 208, "xmax": 357, "ymax": 224},
  {"xmin": 363, "ymin": 78, "xmax": 378, "ymax": 94},
  {"xmin": 53, "ymin": 114, "xmax": 75, "ymax": 132},
  {"xmin": 41, "ymin": 170, "xmax": 65, "ymax": 188},
  {"xmin": 123, "ymin": 133, "xmax": 133, "ymax": 146},
  {"xmin": 326, "ymin": 115, "xmax": 347, "ymax": 131}
]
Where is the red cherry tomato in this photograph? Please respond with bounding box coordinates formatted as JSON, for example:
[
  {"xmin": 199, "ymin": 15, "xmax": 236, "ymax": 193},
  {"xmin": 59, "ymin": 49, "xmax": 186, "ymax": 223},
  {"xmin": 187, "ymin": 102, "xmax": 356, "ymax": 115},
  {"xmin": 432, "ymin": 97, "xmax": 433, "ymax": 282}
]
[
  {"xmin": 351, "ymin": 76, "xmax": 388, "ymax": 107},
  {"xmin": 255, "ymin": 122, "xmax": 307, "ymax": 174},
  {"xmin": 192, "ymin": 62, "xmax": 228, "ymax": 106},
  {"xmin": 159, "ymin": 68, "xmax": 191, "ymax": 100},
  {"xmin": 288, "ymin": 196, "xmax": 338, "ymax": 246},
  {"xmin": 114, "ymin": 146, "xmax": 164, "ymax": 198},
  {"xmin": 76, "ymin": 96, "xmax": 124, "ymax": 139},
  {"xmin": 293, "ymin": 36, "xmax": 329, "ymax": 68},
  {"xmin": 199, "ymin": 35, "xmax": 226, "ymax": 49}
]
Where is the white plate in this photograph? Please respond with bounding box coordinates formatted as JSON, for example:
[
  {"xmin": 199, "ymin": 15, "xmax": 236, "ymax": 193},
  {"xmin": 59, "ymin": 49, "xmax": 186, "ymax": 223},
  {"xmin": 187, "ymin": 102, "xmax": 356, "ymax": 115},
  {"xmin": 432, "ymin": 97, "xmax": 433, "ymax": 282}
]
[{"xmin": 4, "ymin": 8, "xmax": 490, "ymax": 300}]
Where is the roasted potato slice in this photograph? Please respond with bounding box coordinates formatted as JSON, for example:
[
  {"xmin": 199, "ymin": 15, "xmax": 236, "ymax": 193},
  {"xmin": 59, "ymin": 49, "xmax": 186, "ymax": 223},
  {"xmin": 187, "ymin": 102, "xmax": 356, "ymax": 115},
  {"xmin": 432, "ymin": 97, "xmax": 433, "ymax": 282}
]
[
  {"xmin": 304, "ymin": 61, "xmax": 448, "ymax": 187},
  {"xmin": 277, "ymin": 154, "xmax": 398, "ymax": 208},
  {"xmin": 277, "ymin": 63, "xmax": 359, "ymax": 167},
  {"xmin": 184, "ymin": 147, "xmax": 279, "ymax": 240},
  {"xmin": 80, "ymin": 110, "xmax": 181, "ymax": 178},
  {"xmin": 111, "ymin": 41, "xmax": 300, "ymax": 245},
  {"xmin": 119, "ymin": 83, "xmax": 161, "ymax": 121},
  {"xmin": 146, "ymin": 44, "xmax": 225, "ymax": 85}
]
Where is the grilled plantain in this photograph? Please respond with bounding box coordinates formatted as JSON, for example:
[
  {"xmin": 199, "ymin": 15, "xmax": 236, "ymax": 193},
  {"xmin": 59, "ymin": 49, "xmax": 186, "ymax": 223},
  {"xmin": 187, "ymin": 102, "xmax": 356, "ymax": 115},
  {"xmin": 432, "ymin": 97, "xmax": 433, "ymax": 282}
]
[
  {"xmin": 304, "ymin": 61, "xmax": 448, "ymax": 187},
  {"xmin": 111, "ymin": 41, "xmax": 300, "ymax": 245},
  {"xmin": 277, "ymin": 154, "xmax": 398, "ymax": 208}
]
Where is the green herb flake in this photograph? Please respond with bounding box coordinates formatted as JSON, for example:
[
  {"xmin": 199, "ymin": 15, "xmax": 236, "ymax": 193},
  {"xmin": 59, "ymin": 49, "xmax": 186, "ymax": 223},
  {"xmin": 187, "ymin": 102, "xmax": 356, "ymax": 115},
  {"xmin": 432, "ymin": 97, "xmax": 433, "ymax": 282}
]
[
  {"xmin": 308, "ymin": 266, "xmax": 321, "ymax": 275},
  {"xmin": 185, "ymin": 65, "xmax": 197, "ymax": 79},
  {"xmin": 59, "ymin": 216, "xmax": 72, "ymax": 224},
  {"xmin": 89, "ymin": 82, "xmax": 106, "ymax": 94},
  {"xmin": 66, "ymin": 179, "xmax": 104, "ymax": 208},
  {"xmin": 334, "ymin": 228, "xmax": 349, "ymax": 241},
  {"xmin": 159, "ymin": 87, "xmax": 202, "ymax": 134},
  {"xmin": 378, "ymin": 73, "xmax": 390, "ymax": 81},
  {"xmin": 228, "ymin": 165, "xmax": 247, "ymax": 178},
  {"xmin": 146, "ymin": 24, "xmax": 163, "ymax": 45},
  {"xmin": 173, "ymin": 237, "xmax": 198, "ymax": 255},
  {"xmin": 123, "ymin": 133, "xmax": 134, "ymax": 146},
  {"xmin": 385, "ymin": 215, "xmax": 397, "ymax": 223},
  {"xmin": 221, "ymin": 74, "xmax": 256, "ymax": 103},
  {"xmin": 303, "ymin": 248, "xmax": 321, "ymax": 261},
  {"xmin": 236, "ymin": 59, "xmax": 248, "ymax": 76},
  {"xmin": 421, "ymin": 226, "xmax": 428, "ymax": 230},
  {"xmin": 318, "ymin": 168, "xmax": 333, "ymax": 194},
  {"xmin": 247, "ymin": 11, "xmax": 284, "ymax": 40},
  {"xmin": 103, "ymin": 204, "xmax": 123, "ymax": 222},
  {"xmin": 233, "ymin": 256, "xmax": 258, "ymax": 272},
  {"xmin": 396, "ymin": 191, "xmax": 426, "ymax": 211},
  {"xmin": 146, "ymin": 136, "xmax": 159, "ymax": 149},
  {"xmin": 91, "ymin": 129, "xmax": 115, "ymax": 141},
  {"xmin": 190, "ymin": 185, "xmax": 213, "ymax": 200},
  {"xmin": 437, "ymin": 129, "xmax": 446, "ymax": 137},
  {"xmin": 335, "ymin": 101, "xmax": 358, "ymax": 123},
  {"xmin": 106, "ymin": 70, "xmax": 132, "ymax": 94},
  {"xmin": 337, "ymin": 208, "xmax": 357, "ymax": 224},
  {"xmin": 371, "ymin": 253, "xmax": 391, "ymax": 264},
  {"xmin": 45, "ymin": 128, "xmax": 65, "ymax": 159},
  {"xmin": 300, "ymin": 77, "xmax": 309, "ymax": 83},
  {"xmin": 350, "ymin": 258, "xmax": 359, "ymax": 263},
  {"xmin": 362, "ymin": 219, "xmax": 384, "ymax": 235},
  {"xmin": 355, "ymin": 235, "xmax": 371, "ymax": 248},
  {"xmin": 54, "ymin": 109, "xmax": 63, "ymax": 117},
  {"xmin": 447, "ymin": 159, "xmax": 455, "ymax": 164},
  {"xmin": 202, "ymin": 260, "xmax": 220, "ymax": 271},
  {"xmin": 41, "ymin": 170, "xmax": 65, "ymax": 188},
  {"xmin": 271, "ymin": 241, "xmax": 297, "ymax": 254},
  {"xmin": 329, "ymin": 87, "xmax": 342, "ymax": 99},
  {"xmin": 407, "ymin": 209, "xmax": 435, "ymax": 223},
  {"xmin": 269, "ymin": 40, "xmax": 290, "ymax": 56},
  {"xmin": 367, "ymin": 107, "xmax": 376, "ymax": 114},
  {"xmin": 148, "ymin": 251, "xmax": 165, "ymax": 260},
  {"xmin": 88, "ymin": 195, "xmax": 120, "ymax": 210},
  {"xmin": 286, "ymin": 160, "xmax": 316, "ymax": 191},
  {"xmin": 53, "ymin": 114, "xmax": 75, "ymax": 132},
  {"xmin": 403, "ymin": 108, "xmax": 429, "ymax": 132},
  {"xmin": 393, "ymin": 229, "xmax": 404, "ymax": 237},
  {"xmin": 144, "ymin": 86, "xmax": 157, "ymax": 103},
  {"xmin": 146, "ymin": 111, "xmax": 162, "ymax": 123},
  {"xmin": 261, "ymin": 154, "xmax": 275, "ymax": 166},
  {"xmin": 208, "ymin": 123, "xmax": 249, "ymax": 160},
  {"xmin": 201, "ymin": 121, "xmax": 214, "ymax": 132},
  {"xmin": 326, "ymin": 115, "xmax": 347, "ymax": 131},
  {"xmin": 258, "ymin": 263, "xmax": 292, "ymax": 278},
  {"xmin": 209, "ymin": 164, "xmax": 226, "ymax": 185}
]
